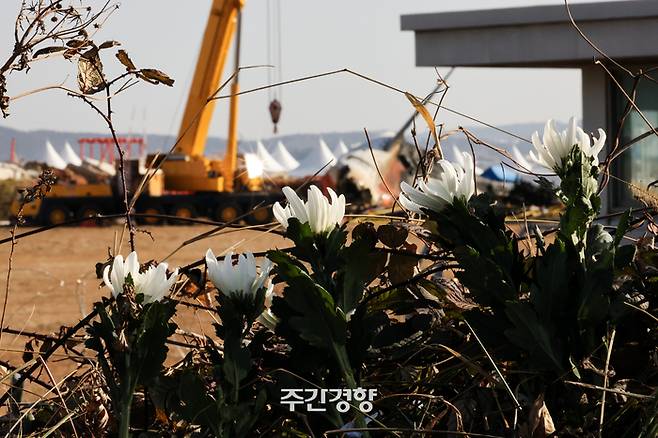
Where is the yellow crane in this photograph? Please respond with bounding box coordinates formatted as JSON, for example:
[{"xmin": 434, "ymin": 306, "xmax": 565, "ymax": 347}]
[
  {"xmin": 162, "ymin": 0, "xmax": 245, "ymax": 193},
  {"xmin": 12, "ymin": 0, "xmax": 280, "ymax": 226}
]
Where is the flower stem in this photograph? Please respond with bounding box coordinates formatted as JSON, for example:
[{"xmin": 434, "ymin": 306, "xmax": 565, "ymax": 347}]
[
  {"xmin": 119, "ymin": 371, "xmax": 137, "ymax": 438},
  {"xmin": 119, "ymin": 393, "xmax": 133, "ymax": 437},
  {"xmin": 332, "ymin": 344, "xmax": 369, "ymax": 436}
]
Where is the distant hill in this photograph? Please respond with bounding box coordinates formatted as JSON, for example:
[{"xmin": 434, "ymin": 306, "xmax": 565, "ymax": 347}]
[
  {"xmin": 0, "ymin": 122, "xmax": 555, "ymax": 168},
  {"xmin": 0, "ymin": 126, "xmax": 375, "ymax": 163}
]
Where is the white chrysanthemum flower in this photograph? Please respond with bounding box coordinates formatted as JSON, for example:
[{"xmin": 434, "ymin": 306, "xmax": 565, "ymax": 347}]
[
  {"xmin": 257, "ymin": 287, "xmax": 279, "ymax": 331},
  {"xmin": 103, "ymin": 252, "xmax": 139, "ymax": 298},
  {"xmin": 272, "ymin": 185, "xmax": 346, "ymax": 234},
  {"xmin": 205, "ymin": 249, "xmax": 272, "ymax": 298},
  {"xmin": 136, "ymin": 263, "xmax": 179, "ymax": 304},
  {"xmin": 103, "ymin": 251, "xmax": 178, "ymax": 303},
  {"xmin": 399, "ymin": 153, "xmax": 475, "ymax": 214},
  {"xmin": 529, "ymin": 117, "xmax": 606, "ymax": 172}
]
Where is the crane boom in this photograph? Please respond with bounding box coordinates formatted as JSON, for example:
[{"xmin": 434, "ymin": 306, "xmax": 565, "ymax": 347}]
[{"xmin": 176, "ymin": 0, "xmax": 244, "ymax": 159}]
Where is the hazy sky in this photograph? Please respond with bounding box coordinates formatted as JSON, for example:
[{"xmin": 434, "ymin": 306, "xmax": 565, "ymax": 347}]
[{"xmin": 0, "ymin": 0, "xmax": 622, "ymax": 140}]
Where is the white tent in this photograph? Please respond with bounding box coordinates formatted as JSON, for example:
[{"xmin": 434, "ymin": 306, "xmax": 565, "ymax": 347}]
[
  {"xmin": 44, "ymin": 141, "xmax": 67, "ymax": 169},
  {"xmin": 0, "ymin": 162, "xmax": 38, "ymax": 180},
  {"xmin": 332, "ymin": 140, "xmax": 349, "ymax": 160},
  {"xmin": 256, "ymin": 141, "xmax": 285, "ymax": 173},
  {"xmin": 271, "ymin": 141, "xmax": 299, "ymax": 171},
  {"xmin": 291, "ymin": 139, "xmax": 336, "ymax": 177},
  {"xmin": 61, "ymin": 141, "xmax": 82, "ymax": 166},
  {"xmin": 243, "ymin": 152, "xmax": 264, "ymax": 179},
  {"xmin": 83, "ymin": 157, "xmax": 116, "ymax": 176},
  {"xmin": 318, "ymin": 139, "xmax": 337, "ymax": 168}
]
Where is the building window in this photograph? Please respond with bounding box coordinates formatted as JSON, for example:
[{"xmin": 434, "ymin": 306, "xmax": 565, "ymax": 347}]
[{"xmin": 611, "ymin": 75, "xmax": 658, "ymax": 209}]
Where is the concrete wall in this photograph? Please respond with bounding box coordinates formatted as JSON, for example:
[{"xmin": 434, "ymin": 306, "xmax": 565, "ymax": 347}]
[
  {"xmin": 581, "ymin": 66, "xmax": 612, "ymax": 215},
  {"xmin": 401, "ymin": 1, "xmax": 658, "ymax": 33},
  {"xmin": 411, "ymin": 18, "xmax": 658, "ymax": 68}
]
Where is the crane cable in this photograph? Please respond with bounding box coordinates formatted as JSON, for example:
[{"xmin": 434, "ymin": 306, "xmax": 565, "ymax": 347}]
[{"xmin": 267, "ymin": 0, "xmax": 282, "ymax": 133}]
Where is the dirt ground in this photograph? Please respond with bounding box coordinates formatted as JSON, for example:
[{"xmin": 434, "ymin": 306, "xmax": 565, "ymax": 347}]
[
  {"xmin": 0, "ymin": 224, "xmax": 287, "ymax": 332},
  {"xmin": 0, "ymin": 224, "xmax": 288, "ymax": 400}
]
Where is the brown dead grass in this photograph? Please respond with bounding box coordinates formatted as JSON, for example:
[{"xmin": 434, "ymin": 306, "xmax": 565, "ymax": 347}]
[{"xmin": 0, "ymin": 224, "xmax": 287, "ymax": 401}]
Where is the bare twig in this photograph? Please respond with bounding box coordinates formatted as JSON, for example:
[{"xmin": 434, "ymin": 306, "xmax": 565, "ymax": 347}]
[
  {"xmin": 563, "ymin": 1, "xmax": 633, "ymax": 77},
  {"xmin": 212, "ymin": 67, "xmax": 532, "ymax": 144},
  {"xmin": 69, "ymin": 91, "xmax": 137, "ymax": 251},
  {"xmin": 0, "ymin": 170, "xmax": 55, "ymax": 345},
  {"xmin": 364, "ymin": 128, "xmax": 402, "ymax": 211},
  {"xmin": 464, "ymin": 319, "xmax": 522, "ymax": 411},
  {"xmin": 39, "ymin": 356, "xmax": 79, "ymax": 438},
  {"xmin": 6, "ymin": 369, "xmax": 79, "ymax": 437},
  {"xmin": 323, "ymin": 428, "xmax": 502, "ymax": 437},
  {"xmin": 564, "ymin": 380, "xmax": 653, "ymax": 400},
  {"xmin": 596, "ymin": 61, "xmax": 658, "ymax": 138},
  {"xmin": 623, "ymin": 301, "xmax": 658, "ymax": 324},
  {"xmin": 1, "ymin": 1, "xmax": 118, "ymax": 117},
  {"xmin": 0, "ymin": 301, "xmax": 108, "ymax": 406},
  {"xmin": 599, "ymin": 328, "xmax": 616, "ymax": 437}
]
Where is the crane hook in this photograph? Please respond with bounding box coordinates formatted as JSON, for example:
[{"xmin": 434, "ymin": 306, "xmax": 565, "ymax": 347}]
[{"xmin": 269, "ymin": 99, "xmax": 282, "ymax": 133}]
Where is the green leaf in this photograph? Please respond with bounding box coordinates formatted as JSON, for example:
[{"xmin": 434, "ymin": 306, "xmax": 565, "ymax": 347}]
[
  {"xmin": 615, "ymin": 245, "xmax": 636, "ymax": 268},
  {"xmin": 223, "ymin": 338, "xmax": 251, "ymax": 394},
  {"xmin": 614, "ymin": 209, "xmax": 632, "ymax": 247},
  {"xmin": 431, "ymin": 198, "xmax": 500, "ymax": 250},
  {"xmin": 469, "ymin": 192, "xmax": 507, "ymax": 232},
  {"xmin": 454, "ymin": 245, "xmax": 517, "ymax": 308},
  {"xmin": 556, "ymin": 146, "xmax": 601, "ymax": 254},
  {"xmin": 176, "ymin": 371, "xmax": 221, "ymax": 436},
  {"xmin": 422, "ymin": 195, "xmax": 527, "ymax": 320},
  {"xmin": 267, "ymin": 250, "xmax": 309, "ymax": 279},
  {"xmin": 285, "ymin": 218, "xmax": 315, "ymax": 254},
  {"xmin": 347, "ymin": 309, "xmax": 389, "ymax": 368},
  {"xmin": 285, "ymin": 276, "xmax": 347, "ymax": 349},
  {"xmin": 577, "ymin": 271, "xmax": 611, "ymax": 332},
  {"xmin": 324, "ymin": 225, "xmax": 348, "ymax": 263},
  {"xmin": 233, "ymin": 389, "xmax": 267, "ymax": 437},
  {"xmin": 572, "ymin": 225, "xmax": 616, "ymax": 356},
  {"xmin": 85, "ymin": 300, "xmax": 116, "ymax": 355},
  {"xmin": 134, "ymin": 300, "xmax": 178, "ymax": 385},
  {"xmin": 283, "ymin": 219, "xmax": 347, "ymax": 289},
  {"xmin": 466, "ymin": 310, "xmax": 514, "ymax": 354},
  {"xmin": 504, "ymin": 302, "xmax": 565, "ymax": 373},
  {"xmin": 530, "ymin": 240, "xmax": 570, "ymax": 322},
  {"xmin": 339, "ymin": 238, "xmax": 387, "ymax": 313},
  {"xmin": 215, "ymin": 286, "xmax": 266, "ymax": 339},
  {"xmin": 271, "ymin": 255, "xmax": 347, "ymax": 350},
  {"xmin": 586, "ymin": 224, "xmax": 614, "ymax": 266},
  {"xmin": 371, "ymin": 313, "xmax": 432, "ymax": 352},
  {"xmin": 365, "ymin": 287, "xmax": 416, "ymax": 313}
]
